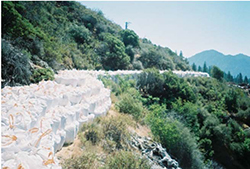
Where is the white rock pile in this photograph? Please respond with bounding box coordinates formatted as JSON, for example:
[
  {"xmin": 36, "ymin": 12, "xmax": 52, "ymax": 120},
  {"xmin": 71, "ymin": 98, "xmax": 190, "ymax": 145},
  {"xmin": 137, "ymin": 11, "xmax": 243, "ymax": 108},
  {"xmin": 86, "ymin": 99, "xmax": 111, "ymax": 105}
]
[{"xmin": 1, "ymin": 70, "xmax": 111, "ymax": 169}]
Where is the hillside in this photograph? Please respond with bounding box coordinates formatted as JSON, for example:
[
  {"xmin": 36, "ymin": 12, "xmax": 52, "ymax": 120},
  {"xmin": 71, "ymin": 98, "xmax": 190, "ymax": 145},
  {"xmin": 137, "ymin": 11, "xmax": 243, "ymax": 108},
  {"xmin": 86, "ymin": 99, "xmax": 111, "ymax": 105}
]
[
  {"xmin": 1, "ymin": 1, "xmax": 190, "ymax": 88},
  {"xmin": 188, "ymin": 49, "xmax": 250, "ymax": 77}
]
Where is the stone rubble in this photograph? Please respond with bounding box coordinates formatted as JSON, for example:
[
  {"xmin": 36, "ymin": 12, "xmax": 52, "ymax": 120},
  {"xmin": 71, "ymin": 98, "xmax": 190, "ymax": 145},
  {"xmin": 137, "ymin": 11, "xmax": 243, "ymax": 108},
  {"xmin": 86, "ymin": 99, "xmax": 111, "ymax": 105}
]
[{"xmin": 130, "ymin": 134, "xmax": 181, "ymax": 169}]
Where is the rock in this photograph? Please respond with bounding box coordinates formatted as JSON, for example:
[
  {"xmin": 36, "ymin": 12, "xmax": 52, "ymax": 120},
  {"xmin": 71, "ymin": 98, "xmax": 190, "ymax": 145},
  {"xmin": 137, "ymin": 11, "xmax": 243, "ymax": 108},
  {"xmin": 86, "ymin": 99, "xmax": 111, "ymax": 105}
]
[{"xmin": 130, "ymin": 134, "xmax": 181, "ymax": 169}]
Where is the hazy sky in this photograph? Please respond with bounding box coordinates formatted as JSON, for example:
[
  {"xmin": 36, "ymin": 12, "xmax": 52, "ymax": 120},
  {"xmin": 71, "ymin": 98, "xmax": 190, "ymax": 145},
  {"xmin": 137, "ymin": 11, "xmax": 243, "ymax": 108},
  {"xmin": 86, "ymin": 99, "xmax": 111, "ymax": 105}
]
[{"xmin": 80, "ymin": 1, "xmax": 250, "ymax": 58}]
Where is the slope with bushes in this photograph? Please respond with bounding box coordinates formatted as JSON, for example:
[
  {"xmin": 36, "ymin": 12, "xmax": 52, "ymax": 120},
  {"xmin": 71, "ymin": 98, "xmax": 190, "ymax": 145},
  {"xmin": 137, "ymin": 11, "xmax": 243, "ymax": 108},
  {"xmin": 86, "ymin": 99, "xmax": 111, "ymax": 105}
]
[
  {"xmin": 100, "ymin": 69, "xmax": 250, "ymax": 169},
  {"xmin": 1, "ymin": 1, "xmax": 190, "ymax": 88}
]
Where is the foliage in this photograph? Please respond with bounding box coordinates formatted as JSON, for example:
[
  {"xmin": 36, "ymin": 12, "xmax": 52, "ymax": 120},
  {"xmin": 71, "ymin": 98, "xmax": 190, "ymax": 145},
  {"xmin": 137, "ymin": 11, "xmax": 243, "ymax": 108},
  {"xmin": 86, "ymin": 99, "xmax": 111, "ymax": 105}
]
[
  {"xmin": 69, "ymin": 24, "xmax": 91, "ymax": 44},
  {"xmin": 2, "ymin": 1, "xmax": 191, "ymax": 83},
  {"xmin": 103, "ymin": 150, "xmax": 151, "ymax": 169},
  {"xmin": 62, "ymin": 152, "xmax": 98, "ymax": 169},
  {"xmin": 81, "ymin": 114, "xmax": 132, "ymax": 152},
  {"xmin": 99, "ymin": 33, "xmax": 130, "ymax": 70},
  {"xmin": 211, "ymin": 66, "xmax": 224, "ymax": 81},
  {"xmin": 224, "ymin": 88, "xmax": 239, "ymax": 113},
  {"xmin": 1, "ymin": 39, "xmax": 31, "ymax": 87},
  {"xmin": 30, "ymin": 68, "xmax": 54, "ymax": 83},
  {"xmin": 84, "ymin": 123, "xmax": 103, "ymax": 145},
  {"xmin": 139, "ymin": 48, "xmax": 174, "ymax": 70},
  {"xmin": 100, "ymin": 116, "xmax": 130, "ymax": 150},
  {"xmin": 137, "ymin": 68, "xmax": 164, "ymax": 97},
  {"xmin": 100, "ymin": 75, "xmax": 136, "ymax": 96},
  {"xmin": 132, "ymin": 60, "xmax": 143, "ymax": 70},
  {"xmin": 120, "ymin": 29, "xmax": 140, "ymax": 48},
  {"xmin": 146, "ymin": 104, "xmax": 204, "ymax": 169},
  {"xmin": 137, "ymin": 69, "xmax": 196, "ymax": 107},
  {"xmin": 115, "ymin": 88, "xmax": 144, "ymax": 120}
]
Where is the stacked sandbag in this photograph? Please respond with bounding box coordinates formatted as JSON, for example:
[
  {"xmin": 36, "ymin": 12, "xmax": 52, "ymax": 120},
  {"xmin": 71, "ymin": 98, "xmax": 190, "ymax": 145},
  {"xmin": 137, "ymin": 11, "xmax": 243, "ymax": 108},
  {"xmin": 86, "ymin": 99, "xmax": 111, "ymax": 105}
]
[
  {"xmin": 1, "ymin": 71, "xmax": 111, "ymax": 169},
  {"xmin": 64, "ymin": 69, "xmax": 209, "ymax": 80}
]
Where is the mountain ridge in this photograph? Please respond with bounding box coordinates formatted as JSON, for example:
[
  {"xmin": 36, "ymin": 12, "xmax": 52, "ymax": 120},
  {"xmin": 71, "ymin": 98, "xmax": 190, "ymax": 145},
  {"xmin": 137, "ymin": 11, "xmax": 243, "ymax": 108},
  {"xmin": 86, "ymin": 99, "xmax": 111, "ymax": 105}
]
[{"xmin": 188, "ymin": 49, "xmax": 250, "ymax": 78}]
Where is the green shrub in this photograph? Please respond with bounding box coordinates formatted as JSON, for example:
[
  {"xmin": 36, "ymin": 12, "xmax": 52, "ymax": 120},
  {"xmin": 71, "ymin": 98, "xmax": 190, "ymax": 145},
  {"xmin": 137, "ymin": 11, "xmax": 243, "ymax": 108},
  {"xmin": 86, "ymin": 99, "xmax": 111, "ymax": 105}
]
[
  {"xmin": 120, "ymin": 29, "xmax": 140, "ymax": 48},
  {"xmin": 115, "ymin": 93, "xmax": 143, "ymax": 119},
  {"xmin": 62, "ymin": 152, "xmax": 98, "ymax": 169},
  {"xmin": 103, "ymin": 150, "xmax": 151, "ymax": 169},
  {"xmin": 69, "ymin": 24, "xmax": 91, "ymax": 44},
  {"xmin": 84, "ymin": 123, "xmax": 102, "ymax": 145},
  {"xmin": 98, "ymin": 33, "xmax": 130, "ymax": 70},
  {"xmin": 137, "ymin": 68, "xmax": 164, "ymax": 97},
  {"xmin": 2, "ymin": 39, "xmax": 31, "ymax": 87},
  {"xmin": 146, "ymin": 104, "xmax": 204, "ymax": 169},
  {"xmin": 31, "ymin": 68, "xmax": 54, "ymax": 83},
  {"xmin": 101, "ymin": 116, "xmax": 130, "ymax": 150}
]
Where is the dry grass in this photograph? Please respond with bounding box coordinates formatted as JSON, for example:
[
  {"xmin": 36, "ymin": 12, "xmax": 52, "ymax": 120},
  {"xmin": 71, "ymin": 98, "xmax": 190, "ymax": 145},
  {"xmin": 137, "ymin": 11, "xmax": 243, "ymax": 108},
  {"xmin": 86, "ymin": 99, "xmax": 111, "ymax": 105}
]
[{"xmin": 56, "ymin": 103, "xmax": 152, "ymax": 168}]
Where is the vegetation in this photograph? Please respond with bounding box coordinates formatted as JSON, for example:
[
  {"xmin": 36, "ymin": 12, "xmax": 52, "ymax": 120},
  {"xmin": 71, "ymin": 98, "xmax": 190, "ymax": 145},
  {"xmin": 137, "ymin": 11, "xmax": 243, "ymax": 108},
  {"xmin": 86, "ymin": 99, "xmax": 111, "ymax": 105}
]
[
  {"xmin": 62, "ymin": 112, "xmax": 150, "ymax": 169},
  {"xmin": 188, "ymin": 49, "xmax": 250, "ymax": 81},
  {"xmin": 102, "ymin": 71, "xmax": 250, "ymax": 169},
  {"xmin": 2, "ymin": 1, "xmax": 189, "ymax": 88},
  {"xmin": 2, "ymin": 1, "xmax": 250, "ymax": 169},
  {"xmin": 103, "ymin": 150, "xmax": 151, "ymax": 169}
]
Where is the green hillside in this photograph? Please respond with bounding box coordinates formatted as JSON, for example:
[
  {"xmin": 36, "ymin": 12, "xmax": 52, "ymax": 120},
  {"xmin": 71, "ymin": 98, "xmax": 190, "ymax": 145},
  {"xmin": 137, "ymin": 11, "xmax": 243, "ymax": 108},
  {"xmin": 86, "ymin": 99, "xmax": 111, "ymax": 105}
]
[
  {"xmin": 1, "ymin": 1, "xmax": 190, "ymax": 87},
  {"xmin": 188, "ymin": 49, "xmax": 250, "ymax": 78}
]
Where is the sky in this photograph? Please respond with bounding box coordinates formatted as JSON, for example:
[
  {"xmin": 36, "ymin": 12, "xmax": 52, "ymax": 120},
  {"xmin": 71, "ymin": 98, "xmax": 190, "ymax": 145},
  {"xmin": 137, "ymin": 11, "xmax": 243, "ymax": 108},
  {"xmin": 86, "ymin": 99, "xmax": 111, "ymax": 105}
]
[{"xmin": 80, "ymin": 1, "xmax": 250, "ymax": 58}]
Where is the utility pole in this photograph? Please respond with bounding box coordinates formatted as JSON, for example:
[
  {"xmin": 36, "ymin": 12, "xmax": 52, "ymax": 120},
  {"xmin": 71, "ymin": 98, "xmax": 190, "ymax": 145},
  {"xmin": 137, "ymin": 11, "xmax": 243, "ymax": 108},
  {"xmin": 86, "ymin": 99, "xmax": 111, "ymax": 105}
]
[{"xmin": 125, "ymin": 22, "xmax": 131, "ymax": 29}]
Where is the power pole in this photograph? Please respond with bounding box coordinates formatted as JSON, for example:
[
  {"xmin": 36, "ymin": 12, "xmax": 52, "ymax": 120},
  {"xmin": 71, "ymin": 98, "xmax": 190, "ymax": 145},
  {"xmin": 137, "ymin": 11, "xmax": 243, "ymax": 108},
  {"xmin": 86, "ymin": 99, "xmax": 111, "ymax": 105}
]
[{"xmin": 125, "ymin": 22, "xmax": 131, "ymax": 29}]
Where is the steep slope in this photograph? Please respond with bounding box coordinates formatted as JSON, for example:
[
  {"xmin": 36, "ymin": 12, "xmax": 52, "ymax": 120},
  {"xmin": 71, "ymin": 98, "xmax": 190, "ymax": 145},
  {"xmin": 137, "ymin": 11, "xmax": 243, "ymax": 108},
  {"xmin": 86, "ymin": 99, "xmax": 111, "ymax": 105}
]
[
  {"xmin": 188, "ymin": 49, "xmax": 250, "ymax": 77},
  {"xmin": 1, "ymin": 1, "xmax": 190, "ymax": 88}
]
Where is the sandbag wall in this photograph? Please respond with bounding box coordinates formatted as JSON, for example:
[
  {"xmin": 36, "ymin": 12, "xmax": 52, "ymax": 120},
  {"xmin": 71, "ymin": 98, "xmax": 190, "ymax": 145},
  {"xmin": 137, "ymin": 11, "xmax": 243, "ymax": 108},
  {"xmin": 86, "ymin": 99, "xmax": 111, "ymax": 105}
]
[
  {"xmin": 1, "ymin": 71, "xmax": 111, "ymax": 169},
  {"xmin": 70, "ymin": 70, "xmax": 210, "ymax": 80}
]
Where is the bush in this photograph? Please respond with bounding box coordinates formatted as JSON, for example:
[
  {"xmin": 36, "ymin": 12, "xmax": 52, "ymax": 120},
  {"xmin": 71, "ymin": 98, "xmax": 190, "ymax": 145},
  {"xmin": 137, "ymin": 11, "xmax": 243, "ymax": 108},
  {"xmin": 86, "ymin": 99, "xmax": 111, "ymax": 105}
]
[
  {"xmin": 2, "ymin": 39, "xmax": 31, "ymax": 87},
  {"xmin": 98, "ymin": 33, "xmax": 130, "ymax": 70},
  {"xmin": 137, "ymin": 69, "xmax": 196, "ymax": 106},
  {"xmin": 31, "ymin": 68, "xmax": 54, "ymax": 83},
  {"xmin": 84, "ymin": 123, "xmax": 102, "ymax": 145},
  {"xmin": 139, "ymin": 48, "xmax": 174, "ymax": 70},
  {"xmin": 62, "ymin": 152, "xmax": 98, "ymax": 169},
  {"xmin": 120, "ymin": 29, "xmax": 140, "ymax": 48},
  {"xmin": 101, "ymin": 116, "xmax": 130, "ymax": 150},
  {"xmin": 69, "ymin": 24, "xmax": 91, "ymax": 44},
  {"xmin": 115, "ymin": 91, "xmax": 144, "ymax": 120},
  {"xmin": 103, "ymin": 150, "xmax": 151, "ymax": 169},
  {"xmin": 146, "ymin": 105, "xmax": 204, "ymax": 169},
  {"xmin": 132, "ymin": 60, "xmax": 143, "ymax": 70},
  {"xmin": 211, "ymin": 66, "xmax": 224, "ymax": 81},
  {"xmin": 137, "ymin": 68, "xmax": 164, "ymax": 97}
]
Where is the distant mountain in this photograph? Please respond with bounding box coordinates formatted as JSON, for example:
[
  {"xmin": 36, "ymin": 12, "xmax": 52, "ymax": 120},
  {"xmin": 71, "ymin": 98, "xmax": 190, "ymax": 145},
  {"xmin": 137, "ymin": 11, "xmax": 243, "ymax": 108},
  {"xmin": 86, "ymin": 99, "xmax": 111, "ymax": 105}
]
[{"xmin": 188, "ymin": 50, "xmax": 250, "ymax": 77}]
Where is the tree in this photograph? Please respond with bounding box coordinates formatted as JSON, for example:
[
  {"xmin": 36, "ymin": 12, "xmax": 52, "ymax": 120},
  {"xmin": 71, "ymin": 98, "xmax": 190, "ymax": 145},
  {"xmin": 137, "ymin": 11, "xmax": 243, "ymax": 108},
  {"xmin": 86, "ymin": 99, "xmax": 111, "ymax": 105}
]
[
  {"xmin": 99, "ymin": 33, "xmax": 130, "ymax": 70},
  {"xmin": 236, "ymin": 73, "xmax": 243, "ymax": 84},
  {"xmin": 139, "ymin": 48, "xmax": 174, "ymax": 70},
  {"xmin": 120, "ymin": 29, "xmax": 139, "ymax": 48},
  {"xmin": 227, "ymin": 71, "xmax": 234, "ymax": 82},
  {"xmin": 211, "ymin": 66, "xmax": 224, "ymax": 81},
  {"xmin": 179, "ymin": 50, "xmax": 183, "ymax": 57},
  {"xmin": 225, "ymin": 89, "xmax": 238, "ymax": 113},
  {"xmin": 203, "ymin": 62, "xmax": 208, "ymax": 72},
  {"xmin": 243, "ymin": 76, "xmax": 249, "ymax": 84},
  {"xmin": 192, "ymin": 63, "xmax": 197, "ymax": 71},
  {"xmin": 198, "ymin": 66, "xmax": 202, "ymax": 72},
  {"xmin": 2, "ymin": 39, "xmax": 32, "ymax": 87}
]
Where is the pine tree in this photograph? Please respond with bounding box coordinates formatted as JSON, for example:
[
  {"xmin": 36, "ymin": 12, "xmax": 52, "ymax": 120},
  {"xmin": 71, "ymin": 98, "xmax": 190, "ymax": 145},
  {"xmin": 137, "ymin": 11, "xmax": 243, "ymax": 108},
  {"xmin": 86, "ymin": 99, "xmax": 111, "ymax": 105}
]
[
  {"xmin": 236, "ymin": 73, "xmax": 243, "ymax": 84},
  {"xmin": 203, "ymin": 62, "xmax": 208, "ymax": 72},
  {"xmin": 227, "ymin": 71, "xmax": 233, "ymax": 82},
  {"xmin": 192, "ymin": 63, "xmax": 197, "ymax": 71},
  {"xmin": 243, "ymin": 76, "xmax": 249, "ymax": 84},
  {"xmin": 198, "ymin": 66, "xmax": 202, "ymax": 72},
  {"xmin": 179, "ymin": 50, "xmax": 183, "ymax": 57}
]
